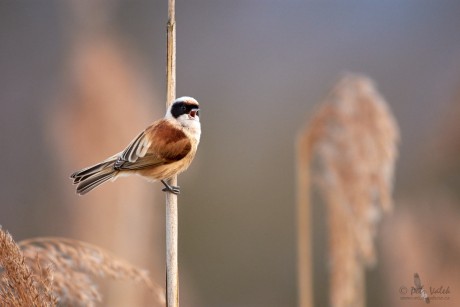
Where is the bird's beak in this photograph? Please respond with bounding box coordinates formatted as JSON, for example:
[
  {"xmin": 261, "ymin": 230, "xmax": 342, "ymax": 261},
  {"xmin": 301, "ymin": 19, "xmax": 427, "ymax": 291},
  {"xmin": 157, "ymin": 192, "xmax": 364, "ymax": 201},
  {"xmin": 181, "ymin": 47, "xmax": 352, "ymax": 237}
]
[{"xmin": 189, "ymin": 109, "xmax": 199, "ymax": 119}]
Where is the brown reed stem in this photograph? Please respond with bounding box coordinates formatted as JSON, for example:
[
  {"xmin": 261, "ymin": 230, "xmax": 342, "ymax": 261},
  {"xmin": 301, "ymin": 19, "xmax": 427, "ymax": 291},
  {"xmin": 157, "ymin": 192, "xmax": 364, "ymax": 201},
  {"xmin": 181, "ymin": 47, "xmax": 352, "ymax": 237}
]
[
  {"xmin": 296, "ymin": 132, "xmax": 313, "ymax": 307},
  {"xmin": 165, "ymin": 0, "xmax": 178, "ymax": 306}
]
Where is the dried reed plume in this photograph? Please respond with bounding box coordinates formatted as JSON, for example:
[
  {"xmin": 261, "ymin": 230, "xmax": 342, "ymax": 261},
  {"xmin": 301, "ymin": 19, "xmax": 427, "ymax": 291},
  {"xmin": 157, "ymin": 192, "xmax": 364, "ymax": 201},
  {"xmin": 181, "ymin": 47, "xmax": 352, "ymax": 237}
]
[
  {"xmin": 0, "ymin": 227, "xmax": 56, "ymax": 306},
  {"xmin": 297, "ymin": 74, "xmax": 399, "ymax": 307},
  {"xmin": 18, "ymin": 237, "xmax": 165, "ymax": 307},
  {"xmin": 1, "ymin": 229, "xmax": 164, "ymax": 307}
]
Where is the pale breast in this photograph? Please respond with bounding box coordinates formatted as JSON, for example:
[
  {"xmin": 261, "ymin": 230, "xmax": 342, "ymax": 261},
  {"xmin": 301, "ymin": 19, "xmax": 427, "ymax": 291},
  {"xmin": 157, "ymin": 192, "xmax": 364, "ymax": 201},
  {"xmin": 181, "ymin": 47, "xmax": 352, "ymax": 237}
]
[{"xmin": 136, "ymin": 149, "xmax": 196, "ymax": 180}]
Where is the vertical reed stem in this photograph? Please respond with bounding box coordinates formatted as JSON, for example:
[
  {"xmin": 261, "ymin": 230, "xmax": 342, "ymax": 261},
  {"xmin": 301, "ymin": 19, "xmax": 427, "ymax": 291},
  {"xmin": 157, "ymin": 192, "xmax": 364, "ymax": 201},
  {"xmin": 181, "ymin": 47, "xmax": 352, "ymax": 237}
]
[
  {"xmin": 296, "ymin": 133, "xmax": 313, "ymax": 307},
  {"xmin": 165, "ymin": 0, "xmax": 178, "ymax": 306}
]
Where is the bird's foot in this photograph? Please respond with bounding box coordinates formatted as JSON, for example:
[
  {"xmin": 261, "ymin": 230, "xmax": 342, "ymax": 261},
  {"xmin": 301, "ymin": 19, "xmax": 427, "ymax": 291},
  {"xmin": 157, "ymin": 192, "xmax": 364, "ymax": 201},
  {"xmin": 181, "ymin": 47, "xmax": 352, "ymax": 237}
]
[{"xmin": 161, "ymin": 180, "xmax": 180, "ymax": 195}]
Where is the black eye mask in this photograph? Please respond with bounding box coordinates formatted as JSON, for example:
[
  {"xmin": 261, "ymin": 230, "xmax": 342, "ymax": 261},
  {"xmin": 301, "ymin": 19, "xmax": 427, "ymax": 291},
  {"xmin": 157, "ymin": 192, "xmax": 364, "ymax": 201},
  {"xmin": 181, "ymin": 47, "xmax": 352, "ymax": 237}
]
[{"xmin": 171, "ymin": 102, "xmax": 199, "ymax": 118}]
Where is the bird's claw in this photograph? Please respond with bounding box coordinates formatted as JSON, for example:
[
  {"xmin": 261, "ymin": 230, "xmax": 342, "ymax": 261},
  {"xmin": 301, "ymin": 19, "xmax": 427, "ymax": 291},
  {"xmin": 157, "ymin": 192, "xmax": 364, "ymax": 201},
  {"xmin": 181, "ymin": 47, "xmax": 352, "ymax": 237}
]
[
  {"xmin": 162, "ymin": 186, "xmax": 180, "ymax": 195},
  {"xmin": 161, "ymin": 180, "xmax": 180, "ymax": 195}
]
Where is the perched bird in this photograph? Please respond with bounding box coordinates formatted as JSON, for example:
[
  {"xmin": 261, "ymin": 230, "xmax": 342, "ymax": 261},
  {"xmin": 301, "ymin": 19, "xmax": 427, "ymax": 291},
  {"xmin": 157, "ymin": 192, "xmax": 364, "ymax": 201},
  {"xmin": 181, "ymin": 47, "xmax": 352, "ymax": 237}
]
[{"xmin": 71, "ymin": 96, "xmax": 201, "ymax": 195}]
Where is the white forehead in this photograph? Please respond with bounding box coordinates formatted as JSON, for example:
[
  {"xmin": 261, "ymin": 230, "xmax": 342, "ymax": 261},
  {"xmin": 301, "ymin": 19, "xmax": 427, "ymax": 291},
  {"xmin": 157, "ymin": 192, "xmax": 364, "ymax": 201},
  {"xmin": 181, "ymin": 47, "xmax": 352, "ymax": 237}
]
[
  {"xmin": 165, "ymin": 96, "xmax": 199, "ymax": 118},
  {"xmin": 175, "ymin": 96, "xmax": 198, "ymax": 105}
]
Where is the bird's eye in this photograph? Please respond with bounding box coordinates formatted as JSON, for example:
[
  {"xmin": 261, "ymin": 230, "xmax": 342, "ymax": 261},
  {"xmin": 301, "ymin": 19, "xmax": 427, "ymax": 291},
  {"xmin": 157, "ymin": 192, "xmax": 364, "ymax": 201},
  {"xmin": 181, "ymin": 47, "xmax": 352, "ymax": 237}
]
[{"xmin": 181, "ymin": 105, "xmax": 187, "ymax": 111}]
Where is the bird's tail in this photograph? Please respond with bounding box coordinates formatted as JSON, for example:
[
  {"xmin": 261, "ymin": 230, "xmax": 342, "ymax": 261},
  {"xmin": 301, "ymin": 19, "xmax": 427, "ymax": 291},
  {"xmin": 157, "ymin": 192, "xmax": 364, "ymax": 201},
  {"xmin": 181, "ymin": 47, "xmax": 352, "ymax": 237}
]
[{"xmin": 70, "ymin": 158, "xmax": 118, "ymax": 195}]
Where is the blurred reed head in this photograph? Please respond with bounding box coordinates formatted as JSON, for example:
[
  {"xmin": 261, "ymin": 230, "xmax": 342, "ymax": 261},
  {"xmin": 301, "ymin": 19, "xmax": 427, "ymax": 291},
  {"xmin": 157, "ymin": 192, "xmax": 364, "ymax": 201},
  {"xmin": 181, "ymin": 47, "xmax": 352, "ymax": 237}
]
[
  {"xmin": 297, "ymin": 74, "xmax": 399, "ymax": 307},
  {"xmin": 307, "ymin": 73, "xmax": 399, "ymax": 263}
]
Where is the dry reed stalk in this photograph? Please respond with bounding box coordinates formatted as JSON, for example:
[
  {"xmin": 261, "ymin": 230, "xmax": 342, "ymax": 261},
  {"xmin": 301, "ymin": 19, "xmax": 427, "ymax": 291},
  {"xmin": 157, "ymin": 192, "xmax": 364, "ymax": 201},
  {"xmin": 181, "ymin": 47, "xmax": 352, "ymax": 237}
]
[
  {"xmin": 165, "ymin": 0, "xmax": 179, "ymax": 306},
  {"xmin": 296, "ymin": 131, "xmax": 313, "ymax": 307},
  {"xmin": 18, "ymin": 237, "xmax": 165, "ymax": 306},
  {"xmin": 0, "ymin": 228, "xmax": 57, "ymax": 306},
  {"xmin": 297, "ymin": 74, "xmax": 399, "ymax": 307}
]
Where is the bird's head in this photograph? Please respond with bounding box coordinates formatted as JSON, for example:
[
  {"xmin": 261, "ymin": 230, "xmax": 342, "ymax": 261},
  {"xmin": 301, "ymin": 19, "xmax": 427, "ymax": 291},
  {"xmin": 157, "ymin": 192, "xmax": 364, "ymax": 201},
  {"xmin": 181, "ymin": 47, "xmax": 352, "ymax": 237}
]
[{"xmin": 166, "ymin": 97, "xmax": 201, "ymax": 136}]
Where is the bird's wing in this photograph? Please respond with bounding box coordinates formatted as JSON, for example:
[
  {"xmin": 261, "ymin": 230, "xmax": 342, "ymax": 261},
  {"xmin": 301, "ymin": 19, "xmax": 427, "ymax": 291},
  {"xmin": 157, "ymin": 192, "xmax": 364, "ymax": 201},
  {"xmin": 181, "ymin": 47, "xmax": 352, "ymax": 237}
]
[
  {"xmin": 119, "ymin": 131, "xmax": 150, "ymax": 162},
  {"xmin": 115, "ymin": 119, "xmax": 192, "ymax": 170},
  {"xmin": 113, "ymin": 130, "xmax": 152, "ymax": 170}
]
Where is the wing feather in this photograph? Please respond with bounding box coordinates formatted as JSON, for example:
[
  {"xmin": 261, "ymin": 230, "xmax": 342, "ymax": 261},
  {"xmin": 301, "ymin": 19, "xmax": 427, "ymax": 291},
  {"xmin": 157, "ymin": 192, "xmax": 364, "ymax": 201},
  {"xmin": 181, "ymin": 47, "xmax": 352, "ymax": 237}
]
[
  {"xmin": 114, "ymin": 119, "xmax": 192, "ymax": 171},
  {"xmin": 120, "ymin": 131, "xmax": 145, "ymax": 162}
]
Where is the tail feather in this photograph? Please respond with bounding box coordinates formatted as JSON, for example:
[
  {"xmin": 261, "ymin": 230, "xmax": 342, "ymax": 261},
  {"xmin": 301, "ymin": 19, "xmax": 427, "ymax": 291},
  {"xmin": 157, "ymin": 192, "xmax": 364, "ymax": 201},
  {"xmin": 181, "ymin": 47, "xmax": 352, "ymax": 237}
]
[
  {"xmin": 70, "ymin": 159, "xmax": 116, "ymax": 183},
  {"xmin": 75, "ymin": 169, "xmax": 117, "ymax": 195},
  {"xmin": 71, "ymin": 158, "xmax": 118, "ymax": 195}
]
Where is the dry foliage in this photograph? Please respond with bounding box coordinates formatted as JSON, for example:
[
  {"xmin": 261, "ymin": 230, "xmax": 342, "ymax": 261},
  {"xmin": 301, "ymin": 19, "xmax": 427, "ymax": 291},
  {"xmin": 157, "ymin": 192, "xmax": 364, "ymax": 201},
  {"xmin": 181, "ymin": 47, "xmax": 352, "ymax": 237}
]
[
  {"xmin": 0, "ymin": 229, "xmax": 165, "ymax": 306},
  {"xmin": 0, "ymin": 228, "xmax": 56, "ymax": 306},
  {"xmin": 297, "ymin": 74, "xmax": 399, "ymax": 307},
  {"xmin": 19, "ymin": 238, "xmax": 165, "ymax": 307}
]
